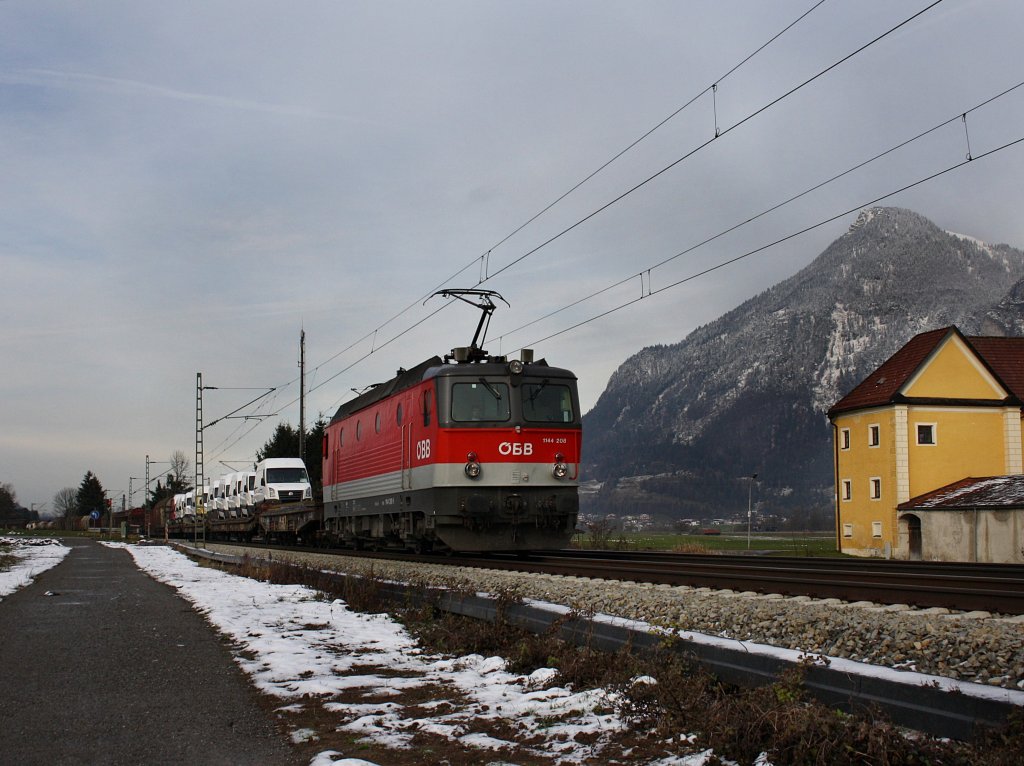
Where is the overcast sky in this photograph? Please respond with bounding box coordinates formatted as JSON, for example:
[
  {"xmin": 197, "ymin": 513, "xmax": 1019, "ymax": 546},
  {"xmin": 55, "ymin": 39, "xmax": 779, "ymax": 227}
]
[{"xmin": 3, "ymin": 1, "xmax": 1024, "ymax": 511}]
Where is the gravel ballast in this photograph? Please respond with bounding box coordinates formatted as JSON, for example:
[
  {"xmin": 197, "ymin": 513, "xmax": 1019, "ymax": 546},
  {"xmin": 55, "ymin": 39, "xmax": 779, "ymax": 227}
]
[{"xmin": 207, "ymin": 544, "xmax": 1024, "ymax": 692}]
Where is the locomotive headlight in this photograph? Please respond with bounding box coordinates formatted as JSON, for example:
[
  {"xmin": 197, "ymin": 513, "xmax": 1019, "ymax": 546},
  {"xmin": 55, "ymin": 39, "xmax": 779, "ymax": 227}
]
[
  {"xmin": 509, "ymin": 359, "xmax": 524, "ymax": 375},
  {"xmin": 465, "ymin": 451, "xmax": 482, "ymax": 479},
  {"xmin": 552, "ymin": 453, "xmax": 569, "ymax": 479}
]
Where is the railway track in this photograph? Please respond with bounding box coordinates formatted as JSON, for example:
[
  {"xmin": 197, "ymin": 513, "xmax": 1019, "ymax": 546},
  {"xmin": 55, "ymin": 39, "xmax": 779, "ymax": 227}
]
[
  {"xmin": 209, "ymin": 541, "xmax": 1024, "ymax": 614},
  {"xmin": 463, "ymin": 550, "xmax": 1024, "ymax": 614}
]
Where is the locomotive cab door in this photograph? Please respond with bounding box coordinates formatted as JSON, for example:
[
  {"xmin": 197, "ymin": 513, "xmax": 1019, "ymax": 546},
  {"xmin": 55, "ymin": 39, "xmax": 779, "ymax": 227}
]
[{"xmin": 401, "ymin": 422, "xmax": 412, "ymax": 490}]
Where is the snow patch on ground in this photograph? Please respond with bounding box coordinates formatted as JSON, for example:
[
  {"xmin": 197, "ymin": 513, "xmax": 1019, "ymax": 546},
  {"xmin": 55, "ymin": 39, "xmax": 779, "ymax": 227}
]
[{"xmin": 0, "ymin": 537, "xmax": 70, "ymax": 599}]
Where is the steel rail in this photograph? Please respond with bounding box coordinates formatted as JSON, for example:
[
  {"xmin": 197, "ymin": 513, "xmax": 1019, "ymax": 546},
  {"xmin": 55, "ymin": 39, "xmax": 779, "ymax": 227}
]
[
  {"xmin": 203, "ymin": 540, "xmax": 1024, "ymax": 614},
  {"xmin": 451, "ymin": 551, "xmax": 1024, "ymax": 614}
]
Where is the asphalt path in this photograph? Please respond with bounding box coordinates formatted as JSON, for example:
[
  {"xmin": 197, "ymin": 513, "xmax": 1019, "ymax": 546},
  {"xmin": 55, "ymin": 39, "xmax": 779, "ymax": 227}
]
[{"xmin": 0, "ymin": 538, "xmax": 303, "ymax": 765}]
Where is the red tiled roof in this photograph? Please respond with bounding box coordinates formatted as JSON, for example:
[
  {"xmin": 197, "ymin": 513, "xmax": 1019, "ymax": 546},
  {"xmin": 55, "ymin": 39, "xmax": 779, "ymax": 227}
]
[
  {"xmin": 828, "ymin": 327, "xmax": 950, "ymax": 416},
  {"xmin": 965, "ymin": 336, "xmax": 1024, "ymax": 401},
  {"xmin": 898, "ymin": 475, "xmax": 1024, "ymax": 510},
  {"xmin": 828, "ymin": 327, "xmax": 1024, "ymax": 417}
]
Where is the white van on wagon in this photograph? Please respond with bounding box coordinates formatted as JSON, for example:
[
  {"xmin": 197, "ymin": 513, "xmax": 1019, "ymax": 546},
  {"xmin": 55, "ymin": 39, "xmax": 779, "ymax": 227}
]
[
  {"xmin": 240, "ymin": 471, "xmax": 257, "ymax": 516},
  {"xmin": 252, "ymin": 457, "xmax": 312, "ymax": 506}
]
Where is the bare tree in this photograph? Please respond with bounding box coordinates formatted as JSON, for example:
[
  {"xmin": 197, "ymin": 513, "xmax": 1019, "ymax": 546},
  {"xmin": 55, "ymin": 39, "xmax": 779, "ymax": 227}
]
[
  {"xmin": 53, "ymin": 487, "xmax": 78, "ymax": 527},
  {"xmin": 168, "ymin": 450, "xmax": 192, "ymax": 492},
  {"xmin": 586, "ymin": 518, "xmax": 616, "ymax": 550}
]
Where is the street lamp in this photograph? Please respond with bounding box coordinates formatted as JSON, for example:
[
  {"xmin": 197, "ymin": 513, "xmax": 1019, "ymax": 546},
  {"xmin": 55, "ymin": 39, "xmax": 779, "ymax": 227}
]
[{"xmin": 747, "ymin": 473, "xmax": 759, "ymax": 550}]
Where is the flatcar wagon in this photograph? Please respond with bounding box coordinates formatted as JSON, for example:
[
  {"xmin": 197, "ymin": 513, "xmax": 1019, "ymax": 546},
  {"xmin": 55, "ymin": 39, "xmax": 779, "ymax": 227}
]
[{"xmin": 321, "ymin": 290, "xmax": 581, "ymax": 552}]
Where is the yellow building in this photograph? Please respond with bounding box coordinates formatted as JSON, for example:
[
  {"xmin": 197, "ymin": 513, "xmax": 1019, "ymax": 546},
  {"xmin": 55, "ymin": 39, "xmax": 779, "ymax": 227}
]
[{"xmin": 828, "ymin": 327, "xmax": 1024, "ymax": 560}]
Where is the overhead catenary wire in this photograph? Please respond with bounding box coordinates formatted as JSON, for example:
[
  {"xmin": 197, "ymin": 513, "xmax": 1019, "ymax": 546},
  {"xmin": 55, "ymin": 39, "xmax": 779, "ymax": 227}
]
[
  {"xmin": 251, "ymin": 0, "xmax": 833, "ymax": 405},
  {"xmin": 510, "ymin": 132, "xmax": 1024, "ymax": 353},
  {"xmin": 207, "ymin": 0, "xmax": 945, "ymax": 462},
  {"xmin": 496, "ymin": 79, "xmax": 1024, "ymax": 342},
  {"xmin": 272, "ymin": 0, "xmax": 935, "ymax": 411},
  {"xmin": 479, "ymin": 0, "xmax": 944, "ymax": 285},
  {"xmin": 471, "ymin": 0, "xmax": 832, "ymax": 271}
]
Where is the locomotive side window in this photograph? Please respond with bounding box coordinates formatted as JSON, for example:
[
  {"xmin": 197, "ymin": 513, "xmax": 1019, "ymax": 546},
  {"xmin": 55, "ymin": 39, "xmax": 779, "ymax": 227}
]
[
  {"xmin": 522, "ymin": 383, "xmax": 574, "ymax": 423},
  {"xmin": 375, "ymin": 411, "xmax": 382, "ymax": 434},
  {"xmin": 452, "ymin": 381, "xmax": 510, "ymax": 422},
  {"xmin": 422, "ymin": 391, "xmax": 432, "ymax": 426},
  {"xmin": 396, "ymin": 403, "xmax": 403, "ymax": 426},
  {"xmin": 339, "ymin": 428, "xmax": 344, "ymax": 447}
]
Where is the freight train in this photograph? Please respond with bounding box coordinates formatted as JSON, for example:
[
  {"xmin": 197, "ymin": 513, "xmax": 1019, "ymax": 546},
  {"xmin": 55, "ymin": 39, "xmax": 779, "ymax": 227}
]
[{"xmin": 162, "ymin": 290, "xmax": 582, "ymax": 552}]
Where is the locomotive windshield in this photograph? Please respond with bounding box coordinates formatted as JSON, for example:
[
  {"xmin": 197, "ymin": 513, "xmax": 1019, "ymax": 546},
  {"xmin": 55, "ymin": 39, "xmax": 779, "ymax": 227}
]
[
  {"xmin": 521, "ymin": 382, "xmax": 574, "ymax": 423},
  {"xmin": 451, "ymin": 381, "xmax": 511, "ymax": 422}
]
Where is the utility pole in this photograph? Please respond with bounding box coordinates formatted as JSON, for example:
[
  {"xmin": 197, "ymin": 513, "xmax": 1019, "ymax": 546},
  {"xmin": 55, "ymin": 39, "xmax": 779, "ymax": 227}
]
[
  {"xmin": 747, "ymin": 473, "xmax": 759, "ymax": 550},
  {"xmin": 298, "ymin": 329, "xmax": 306, "ymax": 461},
  {"xmin": 196, "ymin": 372, "xmax": 205, "ymax": 547}
]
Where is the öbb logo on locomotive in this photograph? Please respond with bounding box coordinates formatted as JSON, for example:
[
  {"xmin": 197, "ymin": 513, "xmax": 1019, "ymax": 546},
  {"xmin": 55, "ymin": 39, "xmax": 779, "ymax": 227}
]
[{"xmin": 498, "ymin": 441, "xmax": 534, "ymax": 456}]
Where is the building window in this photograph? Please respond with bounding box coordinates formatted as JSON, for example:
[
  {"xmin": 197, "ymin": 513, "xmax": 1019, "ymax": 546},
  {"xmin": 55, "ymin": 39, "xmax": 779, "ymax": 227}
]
[
  {"xmin": 841, "ymin": 479, "xmax": 852, "ymax": 501},
  {"xmin": 916, "ymin": 423, "xmax": 936, "ymax": 445},
  {"xmin": 870, "ymin": 477, "xmax": 881, "ymax": 500},
  {"xmin": 843, "ymin": 523, "xmax": 853, "ymax": 538},
  {"xmin": 840, "ymin": 428, "xmax": 850, "ymax": 450},
  {"xmin": 872, "ymin": 521, "xmax": 883, "ymax": 538},
  {"xmin": 868, "ymin": 424, "xmax": 880, "ymax": 447}
]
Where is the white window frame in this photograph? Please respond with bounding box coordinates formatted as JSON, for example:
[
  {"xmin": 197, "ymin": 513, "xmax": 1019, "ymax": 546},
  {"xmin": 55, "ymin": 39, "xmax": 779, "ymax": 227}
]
[
  {"xmin": 916, "ymin": 422, "xmax": 937, "ymax": 446},
  {"xmin": 868, "ymin": 423, "xmax": 880, "ymax": 448},
  {"xmin": 840, "ymin": 428, "xmax": 851, "ymax": 450},
  {"xmin": 872, "ymin": 521, "xmax": 883, "ymax": 538},
  {"xmin": 869, "ymin": 476, "xmax": 882, "ymax": 500},
  {"xmin": 841, "ymin": 479, "xmax": 852, "ymax": 501},
  {"xmin": 842, "ymin": 523, "xmax": 854, "ymax": 538}
]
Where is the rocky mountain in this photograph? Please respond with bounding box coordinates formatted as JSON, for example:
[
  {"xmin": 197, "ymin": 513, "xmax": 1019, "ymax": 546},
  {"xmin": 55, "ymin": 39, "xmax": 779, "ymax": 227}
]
[{"xmin": 582, "ymin": 207, "xmax": 1024, "ymax": 523}]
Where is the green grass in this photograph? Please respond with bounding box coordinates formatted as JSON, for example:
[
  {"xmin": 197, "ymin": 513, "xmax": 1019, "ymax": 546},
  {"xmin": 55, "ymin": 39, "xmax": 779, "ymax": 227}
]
[{"xmin": 575, "ymin": 530, "xmax": 843, "ymax": 557}]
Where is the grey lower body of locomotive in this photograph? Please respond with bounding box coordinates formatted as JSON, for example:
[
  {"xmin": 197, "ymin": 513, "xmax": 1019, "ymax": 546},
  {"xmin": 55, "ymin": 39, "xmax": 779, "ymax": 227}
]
[{"xmin": 323, "ymin": 485, "xmax": 579, "ymax": 552}]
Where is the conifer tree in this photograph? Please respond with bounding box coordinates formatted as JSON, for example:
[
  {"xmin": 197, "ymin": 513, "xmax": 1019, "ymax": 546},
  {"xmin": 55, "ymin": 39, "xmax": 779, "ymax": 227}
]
[{"xmin": 76, "ymin": 471, "xmax": 106, "ymax": 520}]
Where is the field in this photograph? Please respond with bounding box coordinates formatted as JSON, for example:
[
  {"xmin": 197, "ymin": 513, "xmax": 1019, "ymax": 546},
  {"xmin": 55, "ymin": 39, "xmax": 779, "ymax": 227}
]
[{"xmin": 574, "ymin": 529, "xmax": 842, "ymax": 557}]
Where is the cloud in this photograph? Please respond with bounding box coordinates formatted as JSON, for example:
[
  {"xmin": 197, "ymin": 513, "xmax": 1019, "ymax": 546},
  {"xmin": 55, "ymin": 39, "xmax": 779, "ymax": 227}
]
[
  {"xmin": 0, "ymin": 68, "xmax": 372, "ymax": 125},
  {"xmin": 3, "ymin": 0, "xmax": 1024, "ymax": 507}
]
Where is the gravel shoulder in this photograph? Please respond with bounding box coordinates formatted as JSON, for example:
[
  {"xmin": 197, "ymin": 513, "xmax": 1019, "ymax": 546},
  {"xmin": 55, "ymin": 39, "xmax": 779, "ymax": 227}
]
[{"xmin": 207, "ymin": 544, "xmax": 1024, "ymax": 692}]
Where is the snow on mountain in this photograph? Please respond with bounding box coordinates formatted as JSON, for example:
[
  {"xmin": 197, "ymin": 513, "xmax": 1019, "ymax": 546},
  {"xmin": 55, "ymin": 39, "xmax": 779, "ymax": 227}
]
[{"xmin": 583, "ymin": 208, "xmax": 1024, "ymax": 521}]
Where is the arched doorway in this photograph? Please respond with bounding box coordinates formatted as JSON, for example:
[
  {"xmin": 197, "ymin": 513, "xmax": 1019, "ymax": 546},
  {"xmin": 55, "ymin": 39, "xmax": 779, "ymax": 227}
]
[{"xmin": 901, "ymin": 514, "xmax": 922, "ymax": 560}]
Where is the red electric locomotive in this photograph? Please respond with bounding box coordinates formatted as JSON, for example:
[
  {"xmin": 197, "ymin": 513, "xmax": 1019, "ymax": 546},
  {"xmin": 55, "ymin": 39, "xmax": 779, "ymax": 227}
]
[{"xmin": 321, "ymin": 290, "xmax": 581, "ymax": 552}]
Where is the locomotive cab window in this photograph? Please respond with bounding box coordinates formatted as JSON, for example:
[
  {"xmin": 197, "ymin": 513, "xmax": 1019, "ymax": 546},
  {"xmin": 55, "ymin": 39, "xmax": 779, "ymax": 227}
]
[
  {"xmin": 522, "ymin": 382, "xmax": 574, "ymax": 423},
  {"xmin": 451, "ymin": 381, "xmax": 510, "ymax": 422}
]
